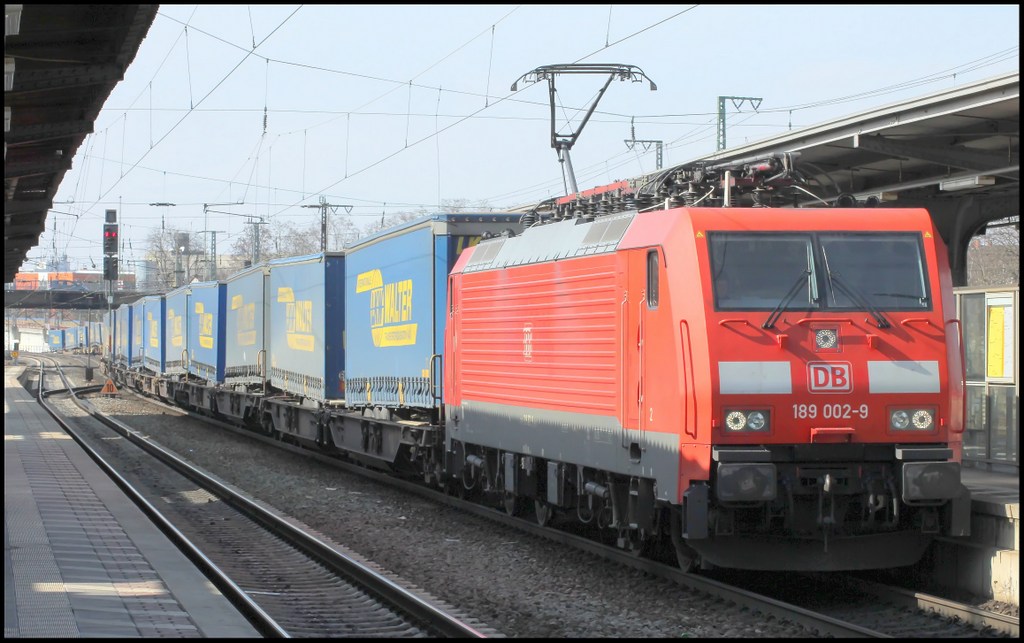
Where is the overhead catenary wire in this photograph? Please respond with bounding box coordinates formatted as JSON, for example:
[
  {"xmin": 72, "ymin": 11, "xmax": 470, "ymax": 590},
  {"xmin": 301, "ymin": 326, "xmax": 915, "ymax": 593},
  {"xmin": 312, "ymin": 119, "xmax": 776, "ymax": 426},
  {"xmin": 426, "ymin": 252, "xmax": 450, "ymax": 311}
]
[
  {"xmin": 37, "ymin": 6, "xmax": 1019, "ymax": 271},
  {"xmin": 56, "ymin": 6, "xmax": 304, "ymax": 264}
]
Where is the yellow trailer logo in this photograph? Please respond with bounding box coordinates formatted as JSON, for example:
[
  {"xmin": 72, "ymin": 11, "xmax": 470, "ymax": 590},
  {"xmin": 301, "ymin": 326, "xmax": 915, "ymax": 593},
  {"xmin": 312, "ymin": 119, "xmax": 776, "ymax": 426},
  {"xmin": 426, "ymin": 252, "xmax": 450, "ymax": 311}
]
[
  {"xmin": 195, "ymin": 302, "xmax": 214, "ymax": 349},
  {"xmin": 356, "ymin": 269, "xmax": 417, "ymax": 347},
  {"xmin": 232, "ymin": 294, "xmax": 257, "ymax": 346},
  {"xmin": 148, "ymin": 311, "xmax": 160, "ymax": 347},
  {"xmin": 277, "ymin": 287, "xmax": 314, "ymax": 351},
  {"xmin": 168, "ymin": 308, "xmax": 183, "ymax": 348}
]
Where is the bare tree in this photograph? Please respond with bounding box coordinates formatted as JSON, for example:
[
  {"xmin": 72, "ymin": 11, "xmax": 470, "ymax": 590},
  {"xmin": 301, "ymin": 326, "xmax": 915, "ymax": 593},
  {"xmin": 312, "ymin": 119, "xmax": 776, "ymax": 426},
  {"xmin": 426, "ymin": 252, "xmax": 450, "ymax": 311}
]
[
  {"xmin": 229, "ymin": 212, "xmax": 362, "ymax": 264},
  {"xmin": 271, "ymin": 220, "xmax": 320, "ymax": 257},
  {"xmin": 967, "ymin": 220, "xmax": 1019, "ymax": 287},
  {"xmin": 144, "ymin": 228, "xmax": 206, "ymax": 290},
  {"xmin": 327, "ymin": 212, "xmax": 362, "ymax": 251},
  {"xmin": 362, "ymin": 198, "xmax": 495, "ymax": 236},
  {"xmin": 229, "ymin": 219, "xmax": 275, "ymax": 265},
  {"xmin": 224, "ymin": 199, "xmax": 496, "ymax": 265}
]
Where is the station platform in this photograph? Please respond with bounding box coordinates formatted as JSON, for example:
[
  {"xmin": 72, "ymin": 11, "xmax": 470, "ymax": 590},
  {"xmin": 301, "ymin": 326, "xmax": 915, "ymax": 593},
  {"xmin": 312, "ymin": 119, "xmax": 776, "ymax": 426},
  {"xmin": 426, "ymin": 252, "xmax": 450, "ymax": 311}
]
[
  {"xmin": 925, "ymin": 463, "xmax": 1019, "ymax": 607},
  {"xmin": 961, "ymin": 465, "xmax": 1019, "ymax": 511},
  {"xmin": 4, "ymin": 363, "xmax": 259, "ymax": 638}
]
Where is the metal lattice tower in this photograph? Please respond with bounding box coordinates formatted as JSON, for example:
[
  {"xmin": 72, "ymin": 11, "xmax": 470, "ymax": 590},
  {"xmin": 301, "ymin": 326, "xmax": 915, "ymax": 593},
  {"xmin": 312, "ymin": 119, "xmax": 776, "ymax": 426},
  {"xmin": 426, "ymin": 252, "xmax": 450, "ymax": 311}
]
[{"xmin": 717, "ymin": 96, "xmax": 762, "ymax": 151}]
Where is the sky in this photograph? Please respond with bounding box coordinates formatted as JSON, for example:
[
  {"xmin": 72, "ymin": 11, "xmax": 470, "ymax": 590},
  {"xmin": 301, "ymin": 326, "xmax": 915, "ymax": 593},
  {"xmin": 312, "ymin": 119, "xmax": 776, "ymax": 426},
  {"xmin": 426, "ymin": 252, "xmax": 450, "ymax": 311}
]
[{"xmin": 25, "ymin": 4, "xmax": 1020, "ymax": 274}]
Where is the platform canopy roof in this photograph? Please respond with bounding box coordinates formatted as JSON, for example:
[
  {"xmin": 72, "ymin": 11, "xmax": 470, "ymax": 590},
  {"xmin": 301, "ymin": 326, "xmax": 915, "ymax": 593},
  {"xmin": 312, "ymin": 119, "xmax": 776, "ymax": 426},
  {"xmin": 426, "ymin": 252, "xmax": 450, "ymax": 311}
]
[{"xmin": 5, "ymin": 4, "xmax": 158, "ymax": 284}]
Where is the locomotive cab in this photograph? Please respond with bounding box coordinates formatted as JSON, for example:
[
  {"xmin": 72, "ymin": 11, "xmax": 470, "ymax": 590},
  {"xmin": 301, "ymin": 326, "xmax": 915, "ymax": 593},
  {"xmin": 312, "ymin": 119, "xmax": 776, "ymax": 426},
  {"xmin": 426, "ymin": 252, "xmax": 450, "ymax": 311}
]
[{"xmin": 681, "ymin": 207, "xmax": 971, "ymax": 570}]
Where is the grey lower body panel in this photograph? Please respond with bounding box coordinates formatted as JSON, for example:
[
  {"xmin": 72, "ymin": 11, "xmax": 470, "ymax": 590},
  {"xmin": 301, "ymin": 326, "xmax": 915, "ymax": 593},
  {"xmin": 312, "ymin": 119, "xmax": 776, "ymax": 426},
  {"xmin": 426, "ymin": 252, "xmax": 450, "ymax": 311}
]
[{"xmin": 448, "ymin": 399, "xmax": 681, "ymax": 501}]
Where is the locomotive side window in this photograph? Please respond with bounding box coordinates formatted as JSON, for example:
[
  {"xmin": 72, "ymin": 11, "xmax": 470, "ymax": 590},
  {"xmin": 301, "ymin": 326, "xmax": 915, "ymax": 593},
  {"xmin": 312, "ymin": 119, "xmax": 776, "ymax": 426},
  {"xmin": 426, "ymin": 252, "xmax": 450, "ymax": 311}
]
[
  {"xmin": 709, "ymin": 233, "xmax": 816, "ymax": 310},
  {"xmin": 647, "ymin": 249, "xmax": 659, "ymax": 308},
  {"xmin": 818, "ymin": 233, "xmax": 931, "ymax": 311}
]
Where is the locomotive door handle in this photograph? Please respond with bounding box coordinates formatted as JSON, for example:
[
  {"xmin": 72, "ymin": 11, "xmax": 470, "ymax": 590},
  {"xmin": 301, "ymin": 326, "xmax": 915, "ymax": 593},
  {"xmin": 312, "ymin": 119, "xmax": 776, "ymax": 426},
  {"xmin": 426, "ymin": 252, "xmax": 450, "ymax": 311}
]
[
  {"xmin": 638, "ymin": 298, "xmax": 645, "ymax": 441},
  {"xmin": 429, "ymin": 353, "xmax": 443, "ymax": 402},
  {"xmin": 620, "ymin": 295, "xmax": 627, "ymax": 435}
]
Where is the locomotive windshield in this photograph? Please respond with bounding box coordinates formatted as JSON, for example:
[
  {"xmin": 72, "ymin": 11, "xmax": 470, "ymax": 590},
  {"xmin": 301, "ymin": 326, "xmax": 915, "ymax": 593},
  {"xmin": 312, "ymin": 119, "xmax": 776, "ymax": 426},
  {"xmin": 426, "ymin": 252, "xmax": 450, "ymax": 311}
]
[{"xmin": 709, "ymin": 231, "xmax": 931, "ymax": 313}]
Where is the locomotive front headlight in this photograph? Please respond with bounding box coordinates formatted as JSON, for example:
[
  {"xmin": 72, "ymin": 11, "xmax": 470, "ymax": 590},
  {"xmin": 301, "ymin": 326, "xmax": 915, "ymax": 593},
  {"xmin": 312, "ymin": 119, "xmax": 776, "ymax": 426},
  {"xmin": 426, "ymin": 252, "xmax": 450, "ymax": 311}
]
[
  {"xmin": 746, "ymin": 411, "xmax": 767, "ymax": 431},
  {"xmin": 815, "ymin": 328, "xmax": 838, "ymax": 349},
  {"xmin": 891, "ymin": 410, "xmax": 911, "ymax": 430},
  {"xmin": 725, "ymin": 411, "xmax": 747, "ymax": 431},
  {"xmin": 889, "ymin": 407, "xmax": 936, "ymax": 431},
  {"xmin": 911, "ymin": 409, "xmax": 934, "ymax": 430},
  {"xmin": 724, "ymin": 409, "xmax": 770, "ymax": 432}
]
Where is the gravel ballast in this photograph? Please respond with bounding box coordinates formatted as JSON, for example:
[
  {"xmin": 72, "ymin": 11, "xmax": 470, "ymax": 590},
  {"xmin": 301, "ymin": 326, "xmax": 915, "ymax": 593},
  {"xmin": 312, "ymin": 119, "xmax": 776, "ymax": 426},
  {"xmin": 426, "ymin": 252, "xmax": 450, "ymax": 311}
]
[{"xmin": 77, "ymin": 388, "xmax": 815, "ymax": 638}]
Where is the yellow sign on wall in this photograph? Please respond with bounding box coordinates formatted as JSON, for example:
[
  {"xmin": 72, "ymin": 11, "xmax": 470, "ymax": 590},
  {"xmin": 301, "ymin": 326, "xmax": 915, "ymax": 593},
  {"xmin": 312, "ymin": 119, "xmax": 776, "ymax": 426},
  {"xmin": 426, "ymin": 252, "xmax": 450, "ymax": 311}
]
[{"xmin": 986, "ymin": 302, "xmax": 1014, "ymax": 379}]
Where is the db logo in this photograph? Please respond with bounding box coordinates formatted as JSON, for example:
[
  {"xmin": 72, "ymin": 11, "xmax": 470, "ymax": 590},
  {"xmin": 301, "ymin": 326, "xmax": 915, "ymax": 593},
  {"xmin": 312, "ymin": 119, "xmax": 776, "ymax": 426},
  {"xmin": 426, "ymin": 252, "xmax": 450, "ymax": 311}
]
[{"xmin": 808, "ymin": 362, "xmax": 852, "ymax": 393}]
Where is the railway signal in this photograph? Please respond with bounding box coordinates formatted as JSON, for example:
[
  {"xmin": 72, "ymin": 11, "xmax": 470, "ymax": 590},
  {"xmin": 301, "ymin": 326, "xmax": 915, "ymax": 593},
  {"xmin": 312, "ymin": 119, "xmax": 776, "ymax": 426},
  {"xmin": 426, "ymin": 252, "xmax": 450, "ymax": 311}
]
[
  {"xmin": 103, "ymin": 209, "xmax": 118, "ymax": 365},
  {"xmin": 103, "ymin": 208, "xmax": 119, "ymax": 280},
  {"xmin": 103, "ymin": 255, "xmax": 118, "ymax": 281},
  {"xmin": 103, "ymin": 222, "xmax": 118, "ymax": 254}
]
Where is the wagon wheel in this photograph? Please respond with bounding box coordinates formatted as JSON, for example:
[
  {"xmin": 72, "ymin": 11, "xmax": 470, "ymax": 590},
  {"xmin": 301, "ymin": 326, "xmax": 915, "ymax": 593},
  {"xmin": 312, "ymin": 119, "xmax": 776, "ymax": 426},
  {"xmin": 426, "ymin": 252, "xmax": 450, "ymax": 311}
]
[
  {"xmin": 503, "ymin": 492, "xmax": 522, "ymax": 517},
  {"xmin": 534, "ymin": 499, "xmax": 552, "ymax": 527}
]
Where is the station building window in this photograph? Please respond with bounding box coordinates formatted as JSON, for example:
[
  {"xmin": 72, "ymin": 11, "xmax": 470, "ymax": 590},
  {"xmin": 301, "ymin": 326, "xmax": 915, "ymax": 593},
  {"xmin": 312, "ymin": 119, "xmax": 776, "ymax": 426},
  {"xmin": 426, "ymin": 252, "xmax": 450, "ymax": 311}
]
[{"xmin": 957, "ymin": 287, "xmax": 1018, "ymax": 471}]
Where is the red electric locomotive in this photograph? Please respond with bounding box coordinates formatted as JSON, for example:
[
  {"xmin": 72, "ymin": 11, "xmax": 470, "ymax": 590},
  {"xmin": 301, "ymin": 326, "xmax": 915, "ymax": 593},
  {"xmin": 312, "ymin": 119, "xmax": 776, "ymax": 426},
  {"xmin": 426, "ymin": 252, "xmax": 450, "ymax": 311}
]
[{"xmin": 443, "ymin": 158, "xmax": 970, "ymax": 571}]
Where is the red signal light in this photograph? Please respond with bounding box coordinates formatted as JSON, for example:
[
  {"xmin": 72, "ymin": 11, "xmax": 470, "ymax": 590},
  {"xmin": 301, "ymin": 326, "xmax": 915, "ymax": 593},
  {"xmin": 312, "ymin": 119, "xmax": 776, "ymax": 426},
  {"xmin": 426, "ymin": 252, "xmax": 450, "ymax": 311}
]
[{"xmin": 103, "ymin": 223, "xmax": 119, "ymax": 254}]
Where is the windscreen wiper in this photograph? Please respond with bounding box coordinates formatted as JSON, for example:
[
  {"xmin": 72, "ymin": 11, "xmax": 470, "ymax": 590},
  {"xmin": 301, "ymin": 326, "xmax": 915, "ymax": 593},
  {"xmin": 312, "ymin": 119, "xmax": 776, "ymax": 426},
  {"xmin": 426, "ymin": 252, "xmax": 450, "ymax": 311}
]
[
  {"xmin": 821, "ymin": 249, "xmax": 890, "ymax": 328},
  {"xmin": 763, "ymin": 270, "xmax": 811, "ymax": 330},
  {"xmin": 872, "ymin": 292, "xmax": 929, "ymax": 306}
]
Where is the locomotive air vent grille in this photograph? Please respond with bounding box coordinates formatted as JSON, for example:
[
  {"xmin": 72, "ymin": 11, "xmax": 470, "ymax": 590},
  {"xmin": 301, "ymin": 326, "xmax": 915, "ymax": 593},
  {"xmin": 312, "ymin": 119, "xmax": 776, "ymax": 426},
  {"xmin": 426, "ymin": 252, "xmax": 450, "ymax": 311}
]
[
  {"xmin": 580, "ymin": 213, "xmax": 632, "ymax": 249},
  {"xmin": 464, "ymin": 239, "xmax": 506, "ymax": 271},
  {"xmin": 580, "ymin": 220, "xmax": 612, "ymax": 246}
]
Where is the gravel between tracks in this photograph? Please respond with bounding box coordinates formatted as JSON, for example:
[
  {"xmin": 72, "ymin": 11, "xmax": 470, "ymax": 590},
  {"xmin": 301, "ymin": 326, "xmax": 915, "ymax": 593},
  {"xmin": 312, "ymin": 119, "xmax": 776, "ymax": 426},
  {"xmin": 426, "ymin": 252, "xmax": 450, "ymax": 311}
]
[{"xmin": 80, "ymin": 388, "xmax": 816, "ymax": 638}]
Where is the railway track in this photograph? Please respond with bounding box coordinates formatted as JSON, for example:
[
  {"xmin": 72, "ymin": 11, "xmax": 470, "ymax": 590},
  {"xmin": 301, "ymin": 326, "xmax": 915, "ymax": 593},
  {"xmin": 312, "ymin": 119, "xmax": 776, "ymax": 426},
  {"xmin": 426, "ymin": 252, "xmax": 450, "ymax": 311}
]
[
  {"xmin": 28, "ymin": 354, "xmax": 493, "ymax": 638},
  {"xmin": 35, "ymin": 352, "xmax": 1015, "ymax": 638}
]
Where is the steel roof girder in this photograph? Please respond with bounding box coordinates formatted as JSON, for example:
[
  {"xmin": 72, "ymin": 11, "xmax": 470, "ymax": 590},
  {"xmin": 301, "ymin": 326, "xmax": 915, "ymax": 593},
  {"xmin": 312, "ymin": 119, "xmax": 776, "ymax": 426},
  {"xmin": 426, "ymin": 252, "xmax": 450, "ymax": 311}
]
[{"xmin": 853, "ymin": 133, "xmax": 1019, "ymax": 173}]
